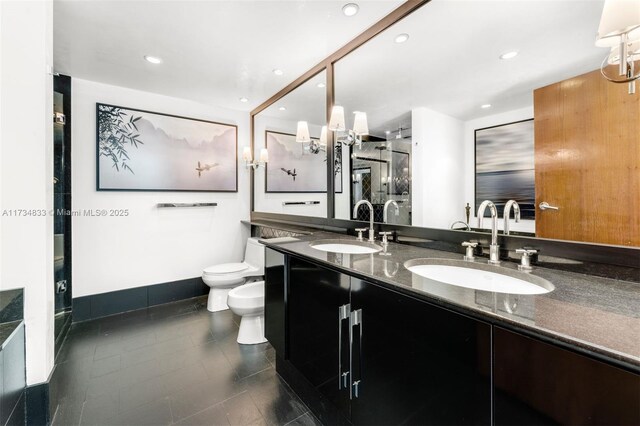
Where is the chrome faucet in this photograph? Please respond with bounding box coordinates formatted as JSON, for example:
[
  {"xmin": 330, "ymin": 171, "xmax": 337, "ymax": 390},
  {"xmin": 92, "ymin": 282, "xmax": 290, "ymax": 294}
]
[
  {"xmin": 477, "ymin": 200, "xmax": 500, "ymax": 264},
  {"xmin": 503, "ymin": 200, "xmax": 521, "ymax": 235},
  {"xmin": 383, "ymin": 200, "xmax": 399, "ymax": 223},
  {"xmin": 353, "ymin": 200, "xmax": 375, "ymax": 242}
]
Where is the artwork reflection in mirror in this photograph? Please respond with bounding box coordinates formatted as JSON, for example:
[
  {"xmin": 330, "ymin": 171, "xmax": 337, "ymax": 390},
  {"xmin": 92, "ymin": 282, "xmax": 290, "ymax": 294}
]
[
  {"xmin": 332, "ymin": 0, "xmax": 638, "ymax": 246},
  {"xmin": 253, "ymin": 70, "xmax": 328, "ymax": 218},
  {"xmin": 475, "ymin": 119, "xmax": 534, "ymax": 219},
  {"xmin": 265, "ymin": 131, "xmax": 325, "ymax": 193}
]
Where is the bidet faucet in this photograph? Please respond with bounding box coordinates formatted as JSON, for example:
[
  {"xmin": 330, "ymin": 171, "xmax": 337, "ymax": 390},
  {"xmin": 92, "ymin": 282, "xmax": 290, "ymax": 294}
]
[
  {"xmin": 353, "ymin": 199, "xmax": 375, "ymax": 242},
  {"xmin": 383, "ymin": 200, "xmax": 399, "ymax": 223},
  {"xmin": 503, "ymin": 200, "xmax": 521, "ymax": 235},
  {"xmin": 477, "ymin": 200, "xmax": 500, "ymax": 265}
]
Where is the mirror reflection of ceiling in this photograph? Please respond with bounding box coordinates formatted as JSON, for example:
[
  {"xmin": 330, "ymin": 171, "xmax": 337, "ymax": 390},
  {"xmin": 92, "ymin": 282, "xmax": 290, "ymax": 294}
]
[
  {"xmin": 261, "ymin": 72, "xmax": 327, "ymax": 130},
  {"xmin": 335, "ymin": 0, "xmax": 606, "ymax": 136},
  {"xmin": 53, "ymin": 0, "xmax": 403, "ymax": 111}
]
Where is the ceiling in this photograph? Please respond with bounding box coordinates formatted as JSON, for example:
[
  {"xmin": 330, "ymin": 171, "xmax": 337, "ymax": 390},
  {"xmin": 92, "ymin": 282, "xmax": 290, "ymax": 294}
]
[
  {"xmin": 53, "ymin": 0, "xmax": 403, "ymax": 111},
  {"xmin": 334, "ymin": 0, "xmax": 609, "ymax": 135}
]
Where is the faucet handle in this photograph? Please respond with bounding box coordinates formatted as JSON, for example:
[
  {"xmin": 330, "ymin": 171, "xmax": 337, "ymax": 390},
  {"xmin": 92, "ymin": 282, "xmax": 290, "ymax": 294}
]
[
  {"xmin": 516, "ymin": 248, "xmax": 538, "ymax": 271},
  {"xmin": 379, "ymin": 232, "xmax": 393, "ymax": 256},
  {"xmin": 515, "ymin": 248, "xmax": 537, "ymax": 255},
  {"xmin": 355, "ymin": 228, "xmax": 368, "ymax": 241},
  {"xmin": 379, "ymin": 231, "xmax": 393, "ymax": 243},
  {"xmin": 462, "ymin": 241, "xmax": 478, "ymax": 261}
]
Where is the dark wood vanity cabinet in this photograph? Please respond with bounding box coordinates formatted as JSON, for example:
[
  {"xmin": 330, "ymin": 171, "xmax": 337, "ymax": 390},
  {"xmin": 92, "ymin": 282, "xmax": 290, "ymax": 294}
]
[
  {"xmin": 284, "ymin": 255, "xmax": 491, "ymax": 425},
  {"xmin": 288, "ymin": 256, "xmax": 352, "ymax": 419},
  {"xmin": 264, "ymin": 248, "xmax": 287, "ymax": 356},
  {"xmin": 493, "ymin": 327, "xmax": 640, "ymax": 426},
  {"xmin": 349, "ymin": 278, "xmax": 491, "ymax": 425},
  {"xmin": 266, "ymin": 251, "xmax": 639, "ymax": 426}
]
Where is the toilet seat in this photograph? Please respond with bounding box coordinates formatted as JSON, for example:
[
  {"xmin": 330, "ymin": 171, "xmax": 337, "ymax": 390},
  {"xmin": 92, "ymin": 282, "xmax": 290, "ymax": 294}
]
[
  {"xmin": 203, "ymin": 262, "xmax": 248, "ymax": 275},
  {"xmin": 202, "ymin": 238, "xmax": 265, "ymax": 313}
]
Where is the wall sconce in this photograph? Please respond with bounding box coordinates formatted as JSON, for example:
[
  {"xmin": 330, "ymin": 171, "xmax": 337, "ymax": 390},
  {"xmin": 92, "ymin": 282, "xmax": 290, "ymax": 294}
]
[
  {"xmin": 329, "ymin": 106, "xmax": 369, "ymax": 148},
  {"xmin": 596, "ymin": 0, "xmax": 640, "ymax": 94},
  {"xmin": 296, "ymin": 121, "xmax": 326, "ymax": 154},
  {"xmin": 243, "ymin": 146, "xmax": 268, "ymax": 169}
]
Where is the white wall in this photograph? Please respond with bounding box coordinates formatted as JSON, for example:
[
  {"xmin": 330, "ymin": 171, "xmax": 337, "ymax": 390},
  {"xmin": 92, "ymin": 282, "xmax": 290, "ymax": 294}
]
[
  {"xmin": 72, "ymin": 79, "xmax": 250, "ymax": 297},
  {"xmin": 0, "ymin": 0, "xmax": 55, "ymax": 385},
  {"xmin": 412, "ymin": 107, "xmax": 465, "ymax": 229},
  {"xmin": 463, "ymin": 107, "xmax": 535, "ymax": 233},
  {"xmin": 253, "ymin": 114, "xmax": 327, "ymax": 218}
]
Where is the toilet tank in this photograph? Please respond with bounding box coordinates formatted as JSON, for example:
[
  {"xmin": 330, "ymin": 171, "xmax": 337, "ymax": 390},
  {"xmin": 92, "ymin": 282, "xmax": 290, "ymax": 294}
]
[{"xmin": 244, "ymin": 237, "xmax": 265, "ymax": 272}]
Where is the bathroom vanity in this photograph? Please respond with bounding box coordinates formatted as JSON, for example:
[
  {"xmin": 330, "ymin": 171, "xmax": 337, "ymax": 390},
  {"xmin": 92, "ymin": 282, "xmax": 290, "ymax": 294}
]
[{"xmin": 262, "ymin": 234, "xmax": 639, "ymax": 426}]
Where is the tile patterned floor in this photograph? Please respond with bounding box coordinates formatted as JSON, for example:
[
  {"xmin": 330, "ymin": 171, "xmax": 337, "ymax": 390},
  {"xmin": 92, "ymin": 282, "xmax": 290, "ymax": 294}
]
[{"xmin": 51, "ymin": 296, "xmax": 321, "ymax": 426}]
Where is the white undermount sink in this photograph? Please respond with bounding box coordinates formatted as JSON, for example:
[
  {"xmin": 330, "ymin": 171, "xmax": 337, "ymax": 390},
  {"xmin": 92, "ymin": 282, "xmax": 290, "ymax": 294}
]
[
  {"xmin": 310, "ymin": 239, "xmax": 382, "ymax": 254},
  {"xmin": 404, "ymin": 258, "xmax": 554, "ymax": 295}
]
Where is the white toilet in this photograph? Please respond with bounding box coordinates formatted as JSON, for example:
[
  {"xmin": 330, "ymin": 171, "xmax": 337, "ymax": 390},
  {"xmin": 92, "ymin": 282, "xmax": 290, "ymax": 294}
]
[
  {"xmin": 227, "ymin": 281, "xmax": 267, "ymax": 345},
  {"xmin": 202, "ymin": 237, "xmax": 265, "ymax": 312}
]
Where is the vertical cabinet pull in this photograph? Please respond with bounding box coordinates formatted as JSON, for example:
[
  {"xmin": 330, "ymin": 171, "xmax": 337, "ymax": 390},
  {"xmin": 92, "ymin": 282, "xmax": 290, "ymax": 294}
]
[
  {"xmin": 349, "ymin": 308, "xmax": 363, "ymax": 399},
  {"xmin": 338, "ymin": 304, "xmax": 351, "ymax": 390}
]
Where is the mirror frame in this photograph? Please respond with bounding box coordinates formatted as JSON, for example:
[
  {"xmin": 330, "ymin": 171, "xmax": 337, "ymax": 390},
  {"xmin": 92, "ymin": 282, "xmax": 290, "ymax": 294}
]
[{"xmin": 249, "ymin": 0, "xmax": 640, "ymax": 268}]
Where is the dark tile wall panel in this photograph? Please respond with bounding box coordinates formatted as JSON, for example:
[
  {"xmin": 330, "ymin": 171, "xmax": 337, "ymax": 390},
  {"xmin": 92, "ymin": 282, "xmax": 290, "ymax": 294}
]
[
  {"xmin": 89, "ymin": 287, "xmax": 147, "ymax": 319},
  {"xmin": 26, "ymin": 382, "xmax": 49, "ymax": 426},
  {"xmin": 72, "ymin": 277, "xmax": 206, "ymax": 322},
  {"xmin": 148, "ymin": 278, "xmax": 200, "ymax": 306}
]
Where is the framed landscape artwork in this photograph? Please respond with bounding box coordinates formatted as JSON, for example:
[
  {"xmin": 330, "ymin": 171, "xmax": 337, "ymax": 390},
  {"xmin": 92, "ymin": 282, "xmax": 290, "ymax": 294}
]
[
  {"xmin": 265, "ymin": 130, "xmax": 328, "ymax": 193},
  {"xmin": 96, "ymin": 103, "xmax": 237, "ymax": 192},
  {"xmin": 475, "ymin": 119, "xmax": 535, "ymax": 219}
]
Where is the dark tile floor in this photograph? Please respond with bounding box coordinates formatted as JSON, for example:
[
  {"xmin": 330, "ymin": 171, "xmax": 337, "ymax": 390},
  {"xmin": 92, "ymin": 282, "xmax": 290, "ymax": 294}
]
[{"xmin": 51, "ymin": 296, "xmax": 321, "ymax": 426}]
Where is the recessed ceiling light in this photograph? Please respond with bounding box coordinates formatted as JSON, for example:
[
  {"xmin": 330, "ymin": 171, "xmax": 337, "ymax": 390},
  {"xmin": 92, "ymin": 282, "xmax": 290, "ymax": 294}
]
[
  {"xmin": 385, "ymin": 130, "xmax": 391, "ymax": 135},
  {"xmin": 317, "ymin": 82, "xmax": 326, "ymax": 88},
  {"xmin": 273, "ymin": 69, "xmax": 283, "ymax": 76},
  {"xmin": 500, "ymin": 51, "xmax": 518, "ymax": 60},
  {"xmin": 144, "ymin": 55, "xmax": 163, "ymax": 64},
  {"xmin": 342, "ymin": 3, "xmax": 359, "ymax": 17},
  {"xmin": 278, "ymin": 106, "xmax": 286, "ymax": 111},
  {"xmin": 394, "ymin": 33, "xmax": 409, "ymax": 44},
  {"xmin": 239, "ymin": 97, "xmax": 249, "ymax": 103},
  {"xmin": 481, "ymin": 104, "xmax": 492, "ymax": 109}
]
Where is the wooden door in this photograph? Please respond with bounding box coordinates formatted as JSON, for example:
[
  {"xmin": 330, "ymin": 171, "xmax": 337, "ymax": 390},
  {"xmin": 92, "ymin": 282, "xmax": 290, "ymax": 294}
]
[{"xmin": 534, "ymin": 69, "xmax": 639, "ymax": 246}]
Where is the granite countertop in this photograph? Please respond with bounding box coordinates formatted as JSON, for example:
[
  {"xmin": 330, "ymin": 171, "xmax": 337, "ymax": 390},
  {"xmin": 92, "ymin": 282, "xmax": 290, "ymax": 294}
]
[{"xmin": 261, "ymin": 231, "xmax": 640, "ymax": 370}]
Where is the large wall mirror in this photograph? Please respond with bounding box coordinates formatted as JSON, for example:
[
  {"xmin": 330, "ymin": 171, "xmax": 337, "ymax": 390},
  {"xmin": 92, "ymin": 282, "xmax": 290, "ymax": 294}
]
[
  {"xmin": 332, "ymin": 0, "xmax": 639, "ymax": 247},
  {"xmin": 253, "ymin": 70, "xmax": 328, "ymax": 218}
]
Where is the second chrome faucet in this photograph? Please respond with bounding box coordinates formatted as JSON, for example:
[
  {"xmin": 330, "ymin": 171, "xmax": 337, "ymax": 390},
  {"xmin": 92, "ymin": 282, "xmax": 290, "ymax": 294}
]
[{"xmin": 477, "ymin": 200, "xmax": 501, "ymax": 264}]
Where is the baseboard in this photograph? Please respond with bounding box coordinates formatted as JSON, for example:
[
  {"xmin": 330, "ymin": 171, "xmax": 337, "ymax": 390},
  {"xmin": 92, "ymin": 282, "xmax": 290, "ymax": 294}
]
[
  {"xmin": 72, "ymin": 276, "xmax": 208, "ymax": 322},
  {"xmin": 26, "ymin": 382, "xmax": 49, "ymax": 426}
]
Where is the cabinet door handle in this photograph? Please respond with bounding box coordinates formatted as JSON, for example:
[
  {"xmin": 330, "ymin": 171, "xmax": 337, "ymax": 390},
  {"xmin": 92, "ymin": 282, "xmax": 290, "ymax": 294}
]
[
  {"xmin": 349, "ymin": 308, "xmax": 363, "ymax": 400},
  {"xmin": 338, "ymin": 304, "xmax": 351, "ymax": 390}
]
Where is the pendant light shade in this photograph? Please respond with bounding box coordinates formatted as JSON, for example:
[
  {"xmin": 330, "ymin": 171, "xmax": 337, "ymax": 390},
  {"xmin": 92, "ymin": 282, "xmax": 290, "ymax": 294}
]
[
  {"xmin": 329, "ymin": 106, "xmax": 346, "ymax": 131},
  {"xmin": 352, "ymin": 112, "xmax": 369, "ymax": 136},
  {"xmin": 319, "ymin": 125, "xmax": 328, "ymax": 146},
  {"xmin": 596, "ymin": 0, "xmax": 640, "ymax": 47},
  {"xmin": 296, "ymin": 121, "xmax": 311, "ymax": 143}
]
